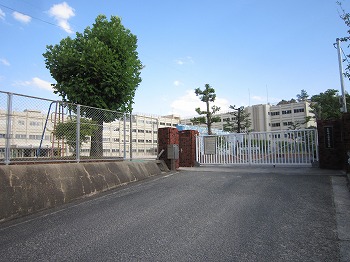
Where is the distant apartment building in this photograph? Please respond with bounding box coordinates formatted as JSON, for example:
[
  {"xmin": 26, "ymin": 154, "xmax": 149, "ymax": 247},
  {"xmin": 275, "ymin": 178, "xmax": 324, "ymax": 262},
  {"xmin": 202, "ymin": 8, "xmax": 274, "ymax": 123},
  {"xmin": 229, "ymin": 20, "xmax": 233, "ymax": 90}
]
[
  {"xmin": 267, "ymin": 101, "xmax": 315, "ymax": 131},
  {"xmin": 0, "ymin": 109, "xmax": 53, "ymax": 158},
  {"xmin": 180, "ymin": 101, "xmax": 316, "ymax": 133}
]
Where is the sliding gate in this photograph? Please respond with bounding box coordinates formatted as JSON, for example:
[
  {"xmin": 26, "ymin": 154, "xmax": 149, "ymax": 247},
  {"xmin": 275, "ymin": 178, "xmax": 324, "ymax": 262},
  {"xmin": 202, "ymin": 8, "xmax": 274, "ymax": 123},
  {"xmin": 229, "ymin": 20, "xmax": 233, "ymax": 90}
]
[{"xmin": 196, "ymin": 129, "xmax": 318, "ymax": 166}]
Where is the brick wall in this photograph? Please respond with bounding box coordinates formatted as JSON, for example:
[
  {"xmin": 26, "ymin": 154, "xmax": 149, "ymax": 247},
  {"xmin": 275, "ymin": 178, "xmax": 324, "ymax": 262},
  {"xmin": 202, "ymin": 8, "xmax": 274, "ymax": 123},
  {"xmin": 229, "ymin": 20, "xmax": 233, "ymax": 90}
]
[
  {"xmin": 179, "ymin": 130, "xmax": 199, "ymax": 167},
  {"xmin": 342, "ymin": 113, "xmax": 350, "ymax": 173},
  {"xmin": 317, "ymin": 113, "xmax": 350, "ymax": 170},
  {"xmin": 157, "ymin": 127, "xmax": 179, "ymax": 170},
  {"xmin": 157, "ymin": 128, "xmax": 199, "ymax": 169}
]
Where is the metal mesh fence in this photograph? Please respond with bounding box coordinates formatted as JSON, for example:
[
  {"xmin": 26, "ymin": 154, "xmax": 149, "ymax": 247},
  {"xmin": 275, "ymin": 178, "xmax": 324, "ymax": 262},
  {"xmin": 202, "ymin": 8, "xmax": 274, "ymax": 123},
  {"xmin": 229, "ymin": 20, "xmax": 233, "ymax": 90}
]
[{"xmin": 0, "ymin": 91, "xmax": 173, "ymax": 164}]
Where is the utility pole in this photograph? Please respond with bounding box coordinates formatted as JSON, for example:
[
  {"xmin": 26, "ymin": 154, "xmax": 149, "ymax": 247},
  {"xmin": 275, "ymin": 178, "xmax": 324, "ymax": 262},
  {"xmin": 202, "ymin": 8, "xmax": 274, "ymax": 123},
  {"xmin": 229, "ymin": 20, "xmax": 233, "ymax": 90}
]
[{"xmin": 336, "ymin": 38, "xmax": 348, "ymax": 113}]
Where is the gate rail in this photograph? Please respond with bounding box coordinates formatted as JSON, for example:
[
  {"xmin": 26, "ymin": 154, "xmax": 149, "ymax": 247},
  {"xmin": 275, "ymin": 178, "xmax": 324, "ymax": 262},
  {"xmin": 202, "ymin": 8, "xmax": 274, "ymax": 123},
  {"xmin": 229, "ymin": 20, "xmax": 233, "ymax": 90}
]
[{"xmin": 196, "ymin": 129, "xmax": 319, "ymax": 166}]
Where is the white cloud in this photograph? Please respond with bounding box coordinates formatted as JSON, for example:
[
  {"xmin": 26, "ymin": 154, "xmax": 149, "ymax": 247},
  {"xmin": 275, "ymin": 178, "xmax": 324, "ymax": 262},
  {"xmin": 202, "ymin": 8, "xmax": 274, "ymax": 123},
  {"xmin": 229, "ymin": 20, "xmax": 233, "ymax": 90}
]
[
  {"xmin": 0, "ymin": 58, "xmax": 10, "ymax": 66},
  {"xmin": 13, "ymin": 77, "xmax": 53, "ymax": 91},
  {"xmin": 48, "ymin": 2, "xmax": 75, "ymax": 34},
  {"xmin": 170, "ymin": 89, "xmax": 230, "ymax": 117},
  {"xmin": 12, "ymin": 11, "xmax": 31, "ymax": 24},
  {"xmin": 175, "ymin": 56, "xmax": 194, "ymax": 65},
  {"xmin": 0, "ymin": 8, "xmax": 5, "ymax": 20},
  {"xmin": 173, "ymin": 80, "xmax": 183, "ymax": 87},
  {"xmin": 32, "ymin": 77, "xmax": 53, "ymax": 90}
]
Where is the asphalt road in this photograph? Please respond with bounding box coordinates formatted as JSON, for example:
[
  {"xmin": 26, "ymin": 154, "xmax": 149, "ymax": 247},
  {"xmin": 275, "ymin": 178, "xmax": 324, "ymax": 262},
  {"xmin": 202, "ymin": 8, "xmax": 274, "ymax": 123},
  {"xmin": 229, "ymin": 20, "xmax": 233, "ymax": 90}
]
[{"xmin": 0, "ymin": 166, "xmax": 347, "ymax": 262}]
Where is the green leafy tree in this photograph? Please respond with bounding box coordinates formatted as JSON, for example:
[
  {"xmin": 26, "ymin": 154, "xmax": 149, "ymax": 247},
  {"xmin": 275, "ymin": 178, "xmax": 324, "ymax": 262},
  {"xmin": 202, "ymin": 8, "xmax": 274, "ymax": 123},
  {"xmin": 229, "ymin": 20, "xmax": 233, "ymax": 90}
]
[
  {"xmin": 310, "ymin": 89, "xmax": 350, "ymax": 120},
  {"xmin": 53, "ymin": 118, "xmax": 98, "ymax": 155},
  {"xmin": 277, "ymin": 98, "xmax": 296, "ymax": 105},
  {"xmin": 297, "ymin": 89, "xmax": 309, "ymax": 102},
  {"xmin": 223, "ymin": 105, "xmax": 251, "ymax": 133},
  {"xmin": 287, "ymin": 116, "xmax": 312, "ymax": 130},
  {"xmin": 190, "ymin": 84, "xmax": 220, "ymax": 135},
  {"xmin": 43, "ymin": 15, "xmax": 143, "ymax": 156}
]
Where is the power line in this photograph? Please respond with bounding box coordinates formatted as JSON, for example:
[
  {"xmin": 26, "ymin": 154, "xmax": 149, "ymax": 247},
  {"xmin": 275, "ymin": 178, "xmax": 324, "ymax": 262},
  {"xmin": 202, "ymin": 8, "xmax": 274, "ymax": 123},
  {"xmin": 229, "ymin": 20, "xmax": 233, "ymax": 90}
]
[{"xmin": 0, "ymin": 3, "xmax": 62, "ymax": 30}]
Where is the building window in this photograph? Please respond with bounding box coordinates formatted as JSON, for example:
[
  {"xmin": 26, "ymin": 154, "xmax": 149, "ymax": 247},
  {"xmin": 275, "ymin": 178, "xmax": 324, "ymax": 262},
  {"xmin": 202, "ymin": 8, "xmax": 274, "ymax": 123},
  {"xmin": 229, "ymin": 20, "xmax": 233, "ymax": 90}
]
[
  {"xmin": 18, "ymin": 120, "xmax": 25, "ymax": 125},
  {"xmin": 271, "ymin": 123, "xmax": 280, "ymax": 127},
  {"xmin": 15, "ymin": 134, "xmax": 27, "ymax": 139},
  {"xmin": 283, "ymin": 122, "xmax": 293, "ymax": 126},
  {"xmin": 138, "ymin": 139, "xmax": 144, "ymax": 143},
  {"xmin": 282, "ymin": 110, "xmax": 292, "ymax": 115},
  {"xmin": 294, "ymin": 108, "xmax": 304, "ymax": 113},
  {"xmin": 29, "ymin": 121, "xmax": 41, "ymax": 126},
  {"xmin": 29, "ymin": 135, "xmax": 42, "ymax": 140},
  {"xmin": 270, "ymin": 112, "xmax": 280, "ymax": 116}
]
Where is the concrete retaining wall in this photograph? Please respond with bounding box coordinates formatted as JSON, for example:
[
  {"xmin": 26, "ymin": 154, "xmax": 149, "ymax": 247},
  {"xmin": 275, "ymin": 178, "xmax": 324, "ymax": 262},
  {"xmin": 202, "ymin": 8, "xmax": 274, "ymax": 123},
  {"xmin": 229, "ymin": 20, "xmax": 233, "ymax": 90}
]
[{"xmin": 0, "ymin": 160, "xmax": 169, "ymax": 222}]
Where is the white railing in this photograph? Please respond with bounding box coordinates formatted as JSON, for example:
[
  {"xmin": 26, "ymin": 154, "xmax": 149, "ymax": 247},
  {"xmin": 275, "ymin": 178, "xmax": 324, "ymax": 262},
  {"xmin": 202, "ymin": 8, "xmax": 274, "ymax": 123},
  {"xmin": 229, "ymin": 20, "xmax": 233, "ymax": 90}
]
[{"xmin": 196, "ymin": 130, "xmax": 319, "ymax": 166}]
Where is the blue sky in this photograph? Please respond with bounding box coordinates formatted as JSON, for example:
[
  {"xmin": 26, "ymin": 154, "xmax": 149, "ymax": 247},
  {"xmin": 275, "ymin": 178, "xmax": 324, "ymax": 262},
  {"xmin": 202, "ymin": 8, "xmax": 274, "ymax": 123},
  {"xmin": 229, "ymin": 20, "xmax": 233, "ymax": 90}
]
[{"xmin": 0, "ymin": 0, "xmax": 349, "ymax": 117}]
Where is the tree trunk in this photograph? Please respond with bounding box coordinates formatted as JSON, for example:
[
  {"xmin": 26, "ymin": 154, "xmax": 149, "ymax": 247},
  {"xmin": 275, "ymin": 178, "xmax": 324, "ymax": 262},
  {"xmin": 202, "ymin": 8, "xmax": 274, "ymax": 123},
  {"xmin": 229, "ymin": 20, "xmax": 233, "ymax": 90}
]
[
  {"xmin": 90, "ymin": 118, "xmax": 104, "ymax": 157},
  {"xmin": 206, "ymin": 100, "xmax": 212, "ymax": 135}
]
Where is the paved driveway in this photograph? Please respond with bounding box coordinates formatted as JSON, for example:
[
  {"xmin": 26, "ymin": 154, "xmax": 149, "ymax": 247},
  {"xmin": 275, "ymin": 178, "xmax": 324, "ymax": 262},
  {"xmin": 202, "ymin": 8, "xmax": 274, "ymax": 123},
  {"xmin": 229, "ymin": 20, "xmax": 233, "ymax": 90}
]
[{"xmin": 0, "ymin": 166, "xmax": 348, "ymax": 261}]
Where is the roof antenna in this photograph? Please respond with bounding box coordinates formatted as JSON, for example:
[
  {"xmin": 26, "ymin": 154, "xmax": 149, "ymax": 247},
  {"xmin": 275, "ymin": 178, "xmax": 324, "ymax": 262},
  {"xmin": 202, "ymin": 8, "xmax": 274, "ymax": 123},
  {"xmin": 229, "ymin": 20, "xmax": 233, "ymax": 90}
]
[{"xmin": 266, "ymin": 84, "xmax": 269, "ymax": 104}]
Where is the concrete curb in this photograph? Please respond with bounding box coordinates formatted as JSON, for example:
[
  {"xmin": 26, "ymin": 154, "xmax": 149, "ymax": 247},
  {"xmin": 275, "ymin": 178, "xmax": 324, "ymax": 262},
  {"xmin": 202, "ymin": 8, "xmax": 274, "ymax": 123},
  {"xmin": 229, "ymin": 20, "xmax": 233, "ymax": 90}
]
[
  {"xmin": 0, "ymin": 160, "xmax": 169, "ymax": 222},
  {"xmin": 331, "ymin": 176, "xmax": 350, "ymax": 262}
]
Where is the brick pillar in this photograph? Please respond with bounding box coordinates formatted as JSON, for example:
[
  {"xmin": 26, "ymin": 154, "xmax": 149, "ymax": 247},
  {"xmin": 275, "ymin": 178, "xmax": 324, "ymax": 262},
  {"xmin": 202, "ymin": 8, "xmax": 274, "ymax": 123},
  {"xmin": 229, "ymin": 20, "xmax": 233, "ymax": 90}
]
[
  {"xmin": 179, "ymin": 130, "xmax": 199, "ymax": 167},
  {"xmin": 317, "ymin": 119, "xmax": 344, "ymax": 169},
  {"xmin": 157, "ymin": 127, "xmax": 179, "ymax": 170},
  {"xmin": 342, "ymin": 113, "xmax": 350, "ymax": 172}
]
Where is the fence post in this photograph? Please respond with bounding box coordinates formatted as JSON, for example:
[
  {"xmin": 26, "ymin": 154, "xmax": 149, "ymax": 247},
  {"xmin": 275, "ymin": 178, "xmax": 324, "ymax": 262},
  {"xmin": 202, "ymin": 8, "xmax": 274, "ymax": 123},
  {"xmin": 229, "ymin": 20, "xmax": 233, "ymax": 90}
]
[
  {"xmin": 129, "ymin": 113, "xmax": 133, "ymax": 160},
  {"xmin": 123, "ymin": 113, "xmax": 127, "ymax": 160},
  {"xmin": 314, "ymin": 129, "xmax": 319, "ymax": 163},
  {"xmin": 76, "ymin": 105, "xmax": 80, "ymax": 162},
  {"xmin": 248, "ymin": 132, "xmax": 252, "ymax": 165},
  {"xmin": 5, "ymin": 93, "xmax": 13, "ymax": 165}
]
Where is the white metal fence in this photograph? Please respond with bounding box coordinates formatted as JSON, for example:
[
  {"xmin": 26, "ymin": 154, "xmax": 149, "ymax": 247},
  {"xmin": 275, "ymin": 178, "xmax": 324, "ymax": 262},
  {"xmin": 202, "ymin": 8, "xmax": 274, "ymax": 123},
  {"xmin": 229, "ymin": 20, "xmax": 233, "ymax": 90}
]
[
  {"xmin": 196, "ymin": 130, "xmax": 319, "ymax": 166},
  {"xmin": 0, "ymin": 91, "xmax": 174, "ymax": 164}
]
